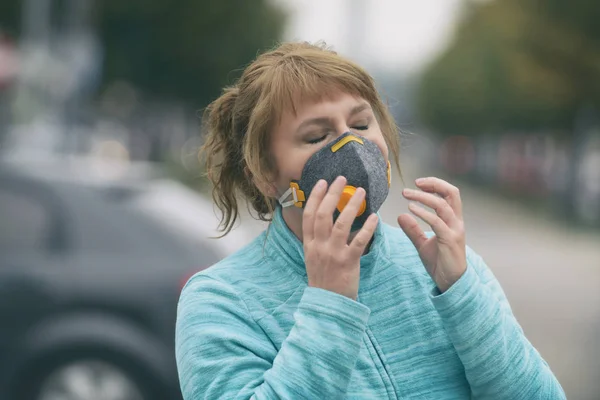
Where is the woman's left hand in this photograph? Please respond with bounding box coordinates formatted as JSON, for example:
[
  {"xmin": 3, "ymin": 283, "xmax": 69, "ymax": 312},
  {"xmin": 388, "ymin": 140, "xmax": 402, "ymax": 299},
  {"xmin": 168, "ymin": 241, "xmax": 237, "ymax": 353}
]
[{"xmin": 398, "ymin": 177, "xmax": 467, "ymax": 293}]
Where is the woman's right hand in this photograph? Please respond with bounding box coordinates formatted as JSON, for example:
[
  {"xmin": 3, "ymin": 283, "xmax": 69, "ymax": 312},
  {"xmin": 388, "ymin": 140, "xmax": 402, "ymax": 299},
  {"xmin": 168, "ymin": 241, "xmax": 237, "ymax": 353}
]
[{"xmin": 302, "ymin": 176, "xmax": 379, "ymax": 300}]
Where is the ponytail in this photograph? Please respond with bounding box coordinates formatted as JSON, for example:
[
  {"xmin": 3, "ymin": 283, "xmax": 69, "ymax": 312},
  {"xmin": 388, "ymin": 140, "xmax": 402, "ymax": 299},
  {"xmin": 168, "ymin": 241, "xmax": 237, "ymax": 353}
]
[{"xmin": 201, "ymin": 86, "xmax": 274, "ymax": 237}]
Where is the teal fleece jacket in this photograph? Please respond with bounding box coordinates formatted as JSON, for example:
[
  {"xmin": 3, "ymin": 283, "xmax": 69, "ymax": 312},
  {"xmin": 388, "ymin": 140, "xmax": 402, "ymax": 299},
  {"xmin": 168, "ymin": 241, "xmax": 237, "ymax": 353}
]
[{"xmin": 176, "ymin": 208, "xmax": 565, "ymax": 399}]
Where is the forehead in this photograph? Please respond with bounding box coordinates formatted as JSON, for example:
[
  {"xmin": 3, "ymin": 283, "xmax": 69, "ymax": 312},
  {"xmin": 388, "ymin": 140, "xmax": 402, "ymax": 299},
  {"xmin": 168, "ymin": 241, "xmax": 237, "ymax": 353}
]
[{"xmin": 279, "ymin": 91, "xmax": 368, "ymax": 123}]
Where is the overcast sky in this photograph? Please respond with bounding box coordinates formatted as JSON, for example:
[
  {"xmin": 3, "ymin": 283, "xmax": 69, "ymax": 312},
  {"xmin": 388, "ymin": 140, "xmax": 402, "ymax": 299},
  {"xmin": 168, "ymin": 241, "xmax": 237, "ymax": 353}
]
[{"xmin": 276, "ymin": 0, "xmax": 464, "ymax": 73}]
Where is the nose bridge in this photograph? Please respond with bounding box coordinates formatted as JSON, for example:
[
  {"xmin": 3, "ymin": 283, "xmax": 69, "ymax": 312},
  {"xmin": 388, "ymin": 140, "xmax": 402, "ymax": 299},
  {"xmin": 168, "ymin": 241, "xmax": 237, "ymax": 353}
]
[
  {"xmin": 331, "ymin": 134, "xmax": 364, "ymax": 153},
  {"xmin": 332, "ymin": 117, "xmax": 352, "ymax": 138}
]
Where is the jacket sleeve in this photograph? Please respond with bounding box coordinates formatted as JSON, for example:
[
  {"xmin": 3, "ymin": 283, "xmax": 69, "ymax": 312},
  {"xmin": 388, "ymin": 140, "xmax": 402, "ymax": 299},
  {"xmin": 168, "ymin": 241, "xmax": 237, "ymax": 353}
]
[
  {"xmin": 430, "ymin": 246, "xmax": 566, "ymax": 399},
  {"xmin": 175, "ymin": 274, "xmax": 370, "ymax": 400}
]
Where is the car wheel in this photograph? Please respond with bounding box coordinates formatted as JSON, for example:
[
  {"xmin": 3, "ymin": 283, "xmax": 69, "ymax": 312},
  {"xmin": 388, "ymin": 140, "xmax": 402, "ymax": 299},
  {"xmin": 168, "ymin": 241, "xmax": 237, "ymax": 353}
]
[
  {"xmin": 17, "ymin": 354, "xmax": 161, "ymax": 400},
  {"xmin": 36, "ymin": 359, "xmax": 145, "ymax": 400}
]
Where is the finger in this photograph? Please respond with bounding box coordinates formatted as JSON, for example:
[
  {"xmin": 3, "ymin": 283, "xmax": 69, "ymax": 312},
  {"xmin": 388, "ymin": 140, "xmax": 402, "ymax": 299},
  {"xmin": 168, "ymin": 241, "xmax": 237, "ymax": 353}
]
[
  {"xmin": 415, "ymin": 177, "xmax": 463, "ymax": 220},
  {"xmin": 349, "ymin": 213, "xmax": 378, "ymax": 257},
  {"xmin": 402, "ymin": 188, "xmax": 458, "ymax": 227},
  {"xmin": 408, "ymin": 202, "xmax": 452, "ymax": 238},
  {"xmin": 331, "ymin": 187, "xmax": 366, "ymax": 246},
  {"xmin": 302, "ymin": 179, "xmax": 328, "ymax": 242},
  {"xmin": 314, "ymin": 176, "xmax": 347, "ymax": 242},
  {"xmin": 397, "ymin": 213, "xmax": 428, "ymax": 251}
]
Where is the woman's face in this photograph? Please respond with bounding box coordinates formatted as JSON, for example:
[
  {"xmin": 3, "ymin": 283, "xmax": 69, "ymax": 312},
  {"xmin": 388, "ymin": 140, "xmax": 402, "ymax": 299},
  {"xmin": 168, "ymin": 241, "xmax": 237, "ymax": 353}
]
[{"xmin": 269, "ymin": 91, "xmax": 389, "ymax": 198}]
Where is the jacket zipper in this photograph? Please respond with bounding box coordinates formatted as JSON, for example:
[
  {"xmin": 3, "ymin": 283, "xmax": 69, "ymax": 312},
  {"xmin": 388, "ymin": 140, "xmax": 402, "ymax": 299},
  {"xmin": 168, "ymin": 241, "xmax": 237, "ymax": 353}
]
[{"xmin": 365, "ymin": 327, "xmax": 399, "ymax": 400}]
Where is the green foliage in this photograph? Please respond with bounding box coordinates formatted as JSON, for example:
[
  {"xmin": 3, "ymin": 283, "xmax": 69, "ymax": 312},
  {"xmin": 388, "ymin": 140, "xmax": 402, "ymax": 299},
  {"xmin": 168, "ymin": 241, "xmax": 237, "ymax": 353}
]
[
  {"xmin": 0, "ymin": 1, "xmax": 21, "ymax": 37},
  {"xmin": 417, "ymin": 0, "xmax": 600, "ymax": 136},
  {"xmin": 1, "ymin": 1, "xmax": 285, "ymax": 108},
  {"xmin": 95, "ymin": 0, "xmax": 286, "ymax": 107}
]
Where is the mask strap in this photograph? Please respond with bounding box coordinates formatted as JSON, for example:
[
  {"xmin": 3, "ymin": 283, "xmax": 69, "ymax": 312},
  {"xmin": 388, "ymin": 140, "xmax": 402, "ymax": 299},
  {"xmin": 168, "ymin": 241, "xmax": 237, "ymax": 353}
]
[
  {"xmin": 278, "ymin": 183, "xmax": 306, "ymax": 208},
  {"xmin": 278, "ymin": 187, "xmax": 296, "ymax": 208}
]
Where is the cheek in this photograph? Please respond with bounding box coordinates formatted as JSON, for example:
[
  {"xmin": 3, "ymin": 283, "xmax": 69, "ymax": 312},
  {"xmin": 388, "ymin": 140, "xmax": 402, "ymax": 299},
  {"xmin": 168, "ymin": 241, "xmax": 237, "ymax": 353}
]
[
  {"xmin": 364, "ymin": 122, "xmax": 388, "ymax": 161},
  {"xmin": 372, "ymin": 135, "xmax": 389, "ymax": 161},
  {"xmin": 274, "ymin": 148, "xmax": 313, "ymax": 185},
  {"xmin": 290, "ymin": 151, "xmax": 315, "ymax": 179}
]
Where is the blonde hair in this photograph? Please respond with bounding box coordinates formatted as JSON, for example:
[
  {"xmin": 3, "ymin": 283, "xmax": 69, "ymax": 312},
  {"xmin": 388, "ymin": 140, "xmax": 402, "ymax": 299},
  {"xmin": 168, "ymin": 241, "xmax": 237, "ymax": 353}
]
[{"xmin": 201, "ymin": 42, "xmax": 401, "ymax": 236}]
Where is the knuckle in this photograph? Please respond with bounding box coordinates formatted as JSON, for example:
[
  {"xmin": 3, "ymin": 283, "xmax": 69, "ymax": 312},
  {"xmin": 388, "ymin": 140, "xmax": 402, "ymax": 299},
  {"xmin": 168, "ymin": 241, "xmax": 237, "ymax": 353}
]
[
  {"xmin": 353, "ymin": 235, "xmax": 367, "ymax": 248},
  {"xmin": 432, "ymin": 217, "xmax": 445, "ymax": 231},
  {"xmin": 310, "ymin": 248, "xmax": 326, "ymax": 263},
  {"xmin": 316, "ymin": 209, "xmax": 330, "ymax": 220},
  {"xmin": 434, "ymin": 202, "xmax": 445, "ymax": 215},
  {"xmin": 442, "ymin": 201, "xmax": 453, "ymax": 214},
  {"xmin": 334, "ymin": 218, "xmax": 348, "ymax": 231},
  {"xmin": 451, "ymin": 230, "xmax": 463, "ymax": 243},
  {"xmin": 303, "ymin": 209, "xmax": 314, "ymax": 220},
  {"xmin": 332, "ymin": 252, "xmax": 346, "ymax": 265},
  {"xmin": 303, "ymin": 242, "xmax": 315, "ymax": 254}
]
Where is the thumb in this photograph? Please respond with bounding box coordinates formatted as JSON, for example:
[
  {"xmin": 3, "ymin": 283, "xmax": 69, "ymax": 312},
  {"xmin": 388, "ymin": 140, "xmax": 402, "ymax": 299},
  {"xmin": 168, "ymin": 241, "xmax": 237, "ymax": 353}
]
[{"xmin": 397, "ymin": 214, "xmax": 427, "ymax": 251}]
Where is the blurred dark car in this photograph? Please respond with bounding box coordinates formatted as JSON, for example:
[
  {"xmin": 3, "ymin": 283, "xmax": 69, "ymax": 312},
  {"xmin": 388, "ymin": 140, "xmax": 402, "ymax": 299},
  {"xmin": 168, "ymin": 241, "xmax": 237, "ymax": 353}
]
[{"xmin": 0, "ymin": 159, "xmax": 227, "ymax": 400}]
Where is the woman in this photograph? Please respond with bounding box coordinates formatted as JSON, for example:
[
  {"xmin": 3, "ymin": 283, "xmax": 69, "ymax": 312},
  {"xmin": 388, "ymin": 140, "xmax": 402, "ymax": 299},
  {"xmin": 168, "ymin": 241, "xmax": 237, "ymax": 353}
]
[{"xmin": 175, "ymin": 42, "xmax": 565, "ymax": 399}]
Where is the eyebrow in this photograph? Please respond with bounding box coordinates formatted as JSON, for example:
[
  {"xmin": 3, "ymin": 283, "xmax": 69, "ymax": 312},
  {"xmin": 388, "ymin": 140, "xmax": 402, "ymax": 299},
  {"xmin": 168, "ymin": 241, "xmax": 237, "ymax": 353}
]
[
  {"xmin": 296, "ymin": 117, "xmax": 332, "ymax": 133},
  {"xmin": 349, "ymin": 102, "xmax": 372, "ymax": 116},
  {"xmin": 296, "ymin": 102, "xmax": 373, "ymax": 133}
]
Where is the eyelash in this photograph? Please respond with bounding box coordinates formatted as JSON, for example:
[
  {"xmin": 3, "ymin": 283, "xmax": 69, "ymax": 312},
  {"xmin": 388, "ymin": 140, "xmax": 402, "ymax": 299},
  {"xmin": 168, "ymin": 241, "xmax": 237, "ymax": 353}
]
[
  {"xmin": 307, "ymin": 136, "xmax": 326, "ymax": 144},
  {"xmin": 306, "ymin": 125, "xmax": 369, "ymax": 144}
]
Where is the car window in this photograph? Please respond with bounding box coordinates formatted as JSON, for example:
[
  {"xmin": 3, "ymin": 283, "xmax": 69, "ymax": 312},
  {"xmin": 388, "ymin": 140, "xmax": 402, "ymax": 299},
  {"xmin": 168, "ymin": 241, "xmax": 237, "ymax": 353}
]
[{"xmin": 0, "ymin": 189, "xmax": 50, "ymax": 252}]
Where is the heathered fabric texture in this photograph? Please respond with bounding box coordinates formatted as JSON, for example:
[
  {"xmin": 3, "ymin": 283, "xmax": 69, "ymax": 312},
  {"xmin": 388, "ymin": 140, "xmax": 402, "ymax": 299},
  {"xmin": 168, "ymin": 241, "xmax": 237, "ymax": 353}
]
[
  {"xmin": 176, "ymin": 207, "xmax": 565, "ymax": 399},
  {"xmin": 292, "ymin": 132, "xmax": 389, "ymax": 231}
]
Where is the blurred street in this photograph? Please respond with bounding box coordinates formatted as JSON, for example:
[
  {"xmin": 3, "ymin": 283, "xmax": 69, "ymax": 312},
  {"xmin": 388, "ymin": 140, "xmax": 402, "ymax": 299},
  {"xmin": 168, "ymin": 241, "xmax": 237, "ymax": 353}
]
[
  {"xmin": 2, "ymin": 0, "xmax": 599, "ymax": 399},
  {"xmin": 232, "ymin": 134, "xmax": 600, "ymax": 400}
]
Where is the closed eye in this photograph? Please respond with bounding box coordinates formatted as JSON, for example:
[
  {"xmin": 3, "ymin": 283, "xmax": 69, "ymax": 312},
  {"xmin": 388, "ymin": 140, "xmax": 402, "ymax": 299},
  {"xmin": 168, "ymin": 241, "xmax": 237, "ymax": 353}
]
[
  {"xmin": 353, "ymin": 125, "xmax": 368, "ymax": 131},
  {"xmin": 307, "ymin": 135, "xmax": 327, "ymax": 144}
]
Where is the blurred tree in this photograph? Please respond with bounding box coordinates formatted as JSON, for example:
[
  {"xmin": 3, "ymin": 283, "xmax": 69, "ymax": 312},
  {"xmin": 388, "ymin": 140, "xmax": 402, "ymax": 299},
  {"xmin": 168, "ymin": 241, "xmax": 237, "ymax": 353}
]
[
  {"xmin": 417, "ymin": 0, "xmax": 600, "ymax": 136},
  {"xmin": 521, "ymin": 0, "xmax": 600, "ymax": 107},
  {"xmin": 1, "ymin": 1, "xmax": 285, "ymax": 107},
  {"xmin": 0, "ymin": 1, "xmax": 21, "ymax": 37},
  {"xmin": 95, "ymin": 0, "xmax": 286, "ymax": 107}
]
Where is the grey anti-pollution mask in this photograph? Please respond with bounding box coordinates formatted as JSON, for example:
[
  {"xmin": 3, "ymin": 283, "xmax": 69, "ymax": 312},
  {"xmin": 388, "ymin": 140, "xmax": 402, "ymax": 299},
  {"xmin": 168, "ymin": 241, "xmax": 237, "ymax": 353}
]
[{"xmin": 278, "ymin": 132, "xmax": 391, "ymax": 231}]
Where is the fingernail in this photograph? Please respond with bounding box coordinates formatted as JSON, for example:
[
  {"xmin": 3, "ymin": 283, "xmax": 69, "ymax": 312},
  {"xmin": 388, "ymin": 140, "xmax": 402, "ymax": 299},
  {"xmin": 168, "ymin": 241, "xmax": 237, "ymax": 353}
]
[
  {"xmin": 416, "ymin": 178, "xmax": 425, "ymax": 184},
  {"xmin": 403, "ymin": 188, "xmax": 414, "ymax": 195}
]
